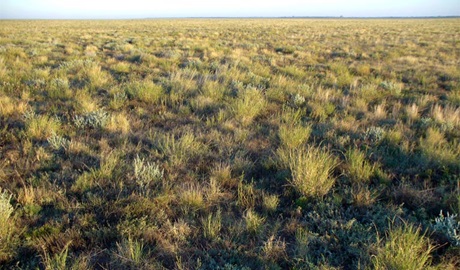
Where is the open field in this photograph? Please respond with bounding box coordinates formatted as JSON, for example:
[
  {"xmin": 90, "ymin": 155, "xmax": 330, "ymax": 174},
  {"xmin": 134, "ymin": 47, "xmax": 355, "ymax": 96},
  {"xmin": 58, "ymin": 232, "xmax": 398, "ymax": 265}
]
[{"xmin": 0, "ymin": 19, "xmax": 459, "ymax": 269}]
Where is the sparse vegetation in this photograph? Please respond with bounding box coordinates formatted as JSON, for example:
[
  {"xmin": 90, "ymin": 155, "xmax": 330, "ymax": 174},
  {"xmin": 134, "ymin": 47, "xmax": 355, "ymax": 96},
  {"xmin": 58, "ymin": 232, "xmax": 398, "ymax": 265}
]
[{"xmin": 1, "ymin": 18, "xmax": 459, "ymax": 269}]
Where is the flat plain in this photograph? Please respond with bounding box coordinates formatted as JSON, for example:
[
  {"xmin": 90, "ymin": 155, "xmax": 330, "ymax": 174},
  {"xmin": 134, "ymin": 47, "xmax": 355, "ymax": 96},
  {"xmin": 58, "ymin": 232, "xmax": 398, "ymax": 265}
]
[{"xmin": 0, "ymin": 19, "xmax": 459, "ymax": 269}]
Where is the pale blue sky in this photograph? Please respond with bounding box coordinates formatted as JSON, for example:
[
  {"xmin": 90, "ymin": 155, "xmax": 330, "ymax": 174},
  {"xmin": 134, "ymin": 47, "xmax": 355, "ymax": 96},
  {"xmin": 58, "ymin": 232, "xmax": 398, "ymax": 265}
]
[{"xmin": 1, "ymin": 0, "xmax": 459, "ymax": 19}]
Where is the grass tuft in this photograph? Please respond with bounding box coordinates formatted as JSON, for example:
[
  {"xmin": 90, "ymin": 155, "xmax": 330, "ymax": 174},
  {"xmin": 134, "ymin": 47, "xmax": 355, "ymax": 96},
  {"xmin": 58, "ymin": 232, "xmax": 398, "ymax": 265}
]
[
  {"xmin": 201, "ymin": 209, "xmax": 222, "ymax": 241},
  {"xmin": 279, "ymin": 123, "xmax": 312, "ymax": 150},
  {"xmin": 244, "ymin": 209, "xmax": 265, "ymax": 235},
  {"xmin": 25, "ymin": 114, "xmax": 61, "ymax": 140},
  {"xmin": 115, "ymin": 236, "xmax": 146, "ymax": 267},
  {"xmin": 233, "ymin": 87, "xmax": 266, "ymax": 126},
  {"xmin": 345, "ymin": 148, "xmax": 375, "ymax": 184},
  {"xmin": 125, "ymin": 80, "xmax": 164, "ymax": 104},
  {"xmin": 282, "ymin": 146, "xmax": 339, "ymax": 198},
  {"xmin": 372, "ymin": 223, "xmax": 435, "ymax": 270}
]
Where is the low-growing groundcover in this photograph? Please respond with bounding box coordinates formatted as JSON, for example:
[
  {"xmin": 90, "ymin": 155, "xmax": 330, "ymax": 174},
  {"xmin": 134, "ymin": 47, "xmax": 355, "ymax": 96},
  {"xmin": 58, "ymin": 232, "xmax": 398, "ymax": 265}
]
[{"xmin": 0, "ymin": 19, "xmax": 459, "ymax": 269}]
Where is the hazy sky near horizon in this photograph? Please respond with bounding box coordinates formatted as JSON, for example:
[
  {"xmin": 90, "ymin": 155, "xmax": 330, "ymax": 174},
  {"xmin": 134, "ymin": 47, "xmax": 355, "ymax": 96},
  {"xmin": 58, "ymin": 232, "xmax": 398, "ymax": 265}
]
[{"xmin": 1, "ymin": 0, "xmax": 459, "ymax": 19}]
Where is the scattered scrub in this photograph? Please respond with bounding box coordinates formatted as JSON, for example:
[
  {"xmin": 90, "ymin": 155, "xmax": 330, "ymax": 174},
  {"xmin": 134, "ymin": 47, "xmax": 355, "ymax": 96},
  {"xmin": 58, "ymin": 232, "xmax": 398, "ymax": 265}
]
[{"xmin": 1, "ymin": 18, "xmax": 458, "ymax": 269}]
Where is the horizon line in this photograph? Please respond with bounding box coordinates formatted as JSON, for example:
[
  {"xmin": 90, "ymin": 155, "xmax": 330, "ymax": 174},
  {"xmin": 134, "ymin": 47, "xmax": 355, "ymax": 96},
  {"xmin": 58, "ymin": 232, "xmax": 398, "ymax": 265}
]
[{"xmin": 1, "ymin": 15, "xmax": 460, "ymax": 20}]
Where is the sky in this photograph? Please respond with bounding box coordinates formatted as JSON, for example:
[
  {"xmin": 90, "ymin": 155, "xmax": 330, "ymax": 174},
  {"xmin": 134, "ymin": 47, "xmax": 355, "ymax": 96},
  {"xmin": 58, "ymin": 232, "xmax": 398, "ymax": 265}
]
[{"xmin": 1, "ymin": 0, "xmax": 459, "ymax": 19}]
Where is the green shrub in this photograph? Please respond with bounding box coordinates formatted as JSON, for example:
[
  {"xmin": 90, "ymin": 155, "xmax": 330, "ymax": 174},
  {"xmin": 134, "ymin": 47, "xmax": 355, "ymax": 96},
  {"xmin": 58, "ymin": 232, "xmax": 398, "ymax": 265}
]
[
  {"xmin": 109, "ymin": 90, "xmax": 128, "ymax": 110},
  {"xmin": 292, "ymin": 93, "xmax": 306, "ymax": 107},
  {"xmin": 379, "ymin": 81, "xmax": 402, "ymax": 96}
]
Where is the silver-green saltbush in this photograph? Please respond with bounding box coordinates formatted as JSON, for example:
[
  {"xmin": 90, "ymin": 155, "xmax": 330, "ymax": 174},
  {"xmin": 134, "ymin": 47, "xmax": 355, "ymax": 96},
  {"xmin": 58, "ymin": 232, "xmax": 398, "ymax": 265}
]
[
  {"xmin": 0, "ymin": 188, "xmax": 14, "ymax": 239},
  {"xmin": 433, "ymin": 210, "xmax": 460, "ymax": 246},
  {"xmin": 364, "ymin": 126, "xmax": 385, "ymax": 142},
  {"xmin": 133, "ymin": 155, "xmax": 164, "ymax": 195},
  {"xmin": 74, "ymin": 109, "xmax": 109, "ymax": 129},
  {"xmin": 47, "ymin": 133, "xmax": 70, "ymax": 150}
]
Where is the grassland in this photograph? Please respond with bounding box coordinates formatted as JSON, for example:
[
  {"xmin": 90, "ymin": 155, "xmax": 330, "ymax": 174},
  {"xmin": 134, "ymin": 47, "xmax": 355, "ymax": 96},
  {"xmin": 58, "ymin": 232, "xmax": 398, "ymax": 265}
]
[{"xmin": 0, "ymin": 18, "xmax": 459, "ymax": 269}]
